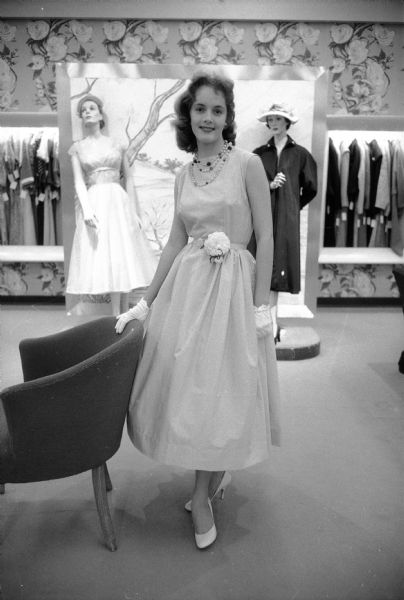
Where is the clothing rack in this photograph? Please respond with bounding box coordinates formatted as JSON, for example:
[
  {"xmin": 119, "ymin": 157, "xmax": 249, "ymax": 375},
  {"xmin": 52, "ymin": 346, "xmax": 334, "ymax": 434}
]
[
  {"xmin": 324, "ymin": 132, "xmax": 403, "ymax": 253},
  {"xmin": 0, "ymin": 124, "xmax": 63, "ymax": 263}
]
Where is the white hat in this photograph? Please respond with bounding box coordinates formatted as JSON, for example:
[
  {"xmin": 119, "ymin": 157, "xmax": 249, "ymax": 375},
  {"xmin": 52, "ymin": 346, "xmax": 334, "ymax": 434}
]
[{"xmin": 257, "ymin": 102, "xmax": 298, "ymax": 124}]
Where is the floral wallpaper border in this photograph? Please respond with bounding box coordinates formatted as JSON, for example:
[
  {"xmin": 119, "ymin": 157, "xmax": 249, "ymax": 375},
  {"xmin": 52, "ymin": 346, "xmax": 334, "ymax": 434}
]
[
  {"xmin": 0, "ymin": 262, "xmax": 64, "ymax": 296},
  {"xmin": 319, "ymin": 264, "xmax": 400, "ymax": 299},
  {"xmin": 0, "ymin": 19, "xmax": 402, "ymax": 114},
  {"xmin": 0, "ymin": 262, "xmax": 401, "ymax": 299}
]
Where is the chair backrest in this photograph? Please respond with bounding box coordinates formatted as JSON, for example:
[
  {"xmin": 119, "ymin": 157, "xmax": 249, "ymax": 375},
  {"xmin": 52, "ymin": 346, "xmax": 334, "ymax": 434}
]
[
  {"xmin": 19, "ymin": 316, "xmax": 134, "ymax": 381},
  {"xmin": 1, "ymin": 318, "xmax": 143, "ymax": 483}
]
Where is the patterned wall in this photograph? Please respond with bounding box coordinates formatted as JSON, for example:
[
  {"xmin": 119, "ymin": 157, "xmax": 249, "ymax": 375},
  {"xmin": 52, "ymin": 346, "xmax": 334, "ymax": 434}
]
[
  {"xmin": 0, "ymin": 19, "xmax": 403, "ymax": 299},
  {"xmin": 1, "ymin": 19, "xmax": 403, "ymax": 114}
]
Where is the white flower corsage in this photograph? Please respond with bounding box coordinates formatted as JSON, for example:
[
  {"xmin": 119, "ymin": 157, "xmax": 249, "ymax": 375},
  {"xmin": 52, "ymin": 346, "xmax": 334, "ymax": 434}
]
[{"xmin": 203, "ymin": 231, "xmax": 231, "ymax": 264}]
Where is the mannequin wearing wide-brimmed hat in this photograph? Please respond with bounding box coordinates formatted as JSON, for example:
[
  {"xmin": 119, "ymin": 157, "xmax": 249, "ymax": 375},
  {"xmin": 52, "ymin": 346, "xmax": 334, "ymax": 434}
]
[
  {"xmin": 67, "ymin": 94, "xmax": 157, "ymax": 315},
  {"xmin": 252, "ymin": 103, "xmax": 317, "ymax": 340}
]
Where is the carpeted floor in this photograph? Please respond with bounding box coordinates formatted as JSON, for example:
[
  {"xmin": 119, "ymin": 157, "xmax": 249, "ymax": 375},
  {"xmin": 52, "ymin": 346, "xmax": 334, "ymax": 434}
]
[{"xmin": 1, "ymin": 303, "xmax": 403, "ymax": 600}]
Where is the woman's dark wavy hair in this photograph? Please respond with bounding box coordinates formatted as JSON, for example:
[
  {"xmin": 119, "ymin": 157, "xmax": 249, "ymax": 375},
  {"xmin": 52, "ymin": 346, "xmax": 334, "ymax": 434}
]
[{"xmin": 173, "ymin": 71, "xmax": 236, "ymax": 153}]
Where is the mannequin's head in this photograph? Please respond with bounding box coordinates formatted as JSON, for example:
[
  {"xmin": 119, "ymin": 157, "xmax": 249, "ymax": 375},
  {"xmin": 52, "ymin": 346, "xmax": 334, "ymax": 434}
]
[
  {"xmin": 77, "ymin": 94, "xmax": 105, "ymax": 129},
  {"xmin": 266, "ymin": 115, "xmax": 291, "ymax": 135},
  {"xmin": 257, "ymin": 102, "xmax": 297, "ymax": 133}
]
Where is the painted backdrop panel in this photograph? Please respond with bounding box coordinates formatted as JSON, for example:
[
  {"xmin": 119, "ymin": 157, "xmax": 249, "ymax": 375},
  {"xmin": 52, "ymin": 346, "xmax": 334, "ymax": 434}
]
[{"xmin": 58, "ymin": 63, "xmax": 327, "ymax": 316}]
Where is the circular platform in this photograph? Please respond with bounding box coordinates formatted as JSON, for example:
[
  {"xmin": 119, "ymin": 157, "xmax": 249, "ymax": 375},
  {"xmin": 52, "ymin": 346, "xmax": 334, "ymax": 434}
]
[{"xmin": 275, "ymin": 326, "xmax": 320, "ymax": 360}]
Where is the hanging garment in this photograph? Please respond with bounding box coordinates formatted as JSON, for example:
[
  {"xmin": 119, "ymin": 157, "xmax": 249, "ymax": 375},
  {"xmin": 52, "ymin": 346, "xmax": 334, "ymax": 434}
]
[
  {"xmin": 356, "ymin": 140, "xmax": 368, "ymax": 247},
  {"xmin": 31, "ymin": 134, "xmax": 46, "ymax": 245},
  {"xmin": 390, "ymin": 139, "xmax": 404, "ymax": 256},
  {"xmin": 48, "ymin": 136, "xmax": 62, "ymax": 244},
  {"xmin": 42, "ymin": 186, "xmax": 56, "ymax": 246},
  {"xmin": 336, "ymin": 140, "xmax": 350, "ymax": 247},
  {"xmin": 20, "ymin": 136, "xmax": 37, "ymax": 245},
  {"xmin": 324, "ymin": 138, "xmax": 341, "ymax": 247},
  {"xmin": 0, "ymin": 140, "xmax": 8, "ymax": 245},
  {"xmin": 6, "ymin": 138, "xmax": 23, "ymax": 245},
  {"xmin": 367, "ymin": 139, "xmax": 383, "ymax": 245},
  {"xmin": 346, "ymin": 139, "xmax": 361, "ymax": 247}
]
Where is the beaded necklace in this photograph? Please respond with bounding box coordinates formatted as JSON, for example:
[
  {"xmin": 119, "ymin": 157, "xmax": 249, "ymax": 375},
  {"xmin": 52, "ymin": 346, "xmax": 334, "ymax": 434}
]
[{"xmin": 190, "ymin": 140, "xmax": 233, "ymax": 187}]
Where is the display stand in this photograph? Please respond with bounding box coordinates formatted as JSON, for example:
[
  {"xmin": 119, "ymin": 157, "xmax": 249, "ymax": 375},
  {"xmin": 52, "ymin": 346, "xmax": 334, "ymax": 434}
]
[{"xmin": 276, "ymin": 326, "xmax": 320, "ymax": 360}]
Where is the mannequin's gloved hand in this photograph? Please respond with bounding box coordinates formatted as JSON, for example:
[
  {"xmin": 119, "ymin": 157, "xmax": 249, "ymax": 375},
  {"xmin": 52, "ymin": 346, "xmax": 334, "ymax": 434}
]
[
  {"xmin": 115, "ymin": 298, "xmax": 149, "ymax": 334},
  {"xmin": 254, "ymin": 304, "xmax": 273, "ymax": 339},
  {"xmin": 84, "ymin": 212, "xmax": 99, "ymax": 230},
  {"xmin": 270, "ymin": 172, "xmax": 286, "ymax": 190}
]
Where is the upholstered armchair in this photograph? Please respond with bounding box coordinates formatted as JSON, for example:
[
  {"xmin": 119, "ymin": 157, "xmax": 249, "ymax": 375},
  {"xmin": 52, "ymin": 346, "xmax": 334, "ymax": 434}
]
[{"xmin": 0, "ymin": 316, "xmax": 143, "ymax": 551}]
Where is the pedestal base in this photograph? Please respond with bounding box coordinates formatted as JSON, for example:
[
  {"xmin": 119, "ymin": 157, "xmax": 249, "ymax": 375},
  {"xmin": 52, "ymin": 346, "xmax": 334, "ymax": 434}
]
[{"xmin": 275, "ymin": 326, "xmax": 320, "ymax": 361}]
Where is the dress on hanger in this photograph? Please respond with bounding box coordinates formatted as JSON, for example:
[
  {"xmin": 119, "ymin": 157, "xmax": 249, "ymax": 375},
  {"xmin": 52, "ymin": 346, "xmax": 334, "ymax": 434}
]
[
  {"xmin": 390, "ymin": 139, "xmax": 404, "ymax": 256},
  {"xmin": 20, "ymin": 134, "xmax": 37, "ymax": 245},
  {"xmin": 66, "ymin": 137, "xmax": 157, "ymax": 294},
  {"xmin": 347, "ymin": 139, "xmax": 361, "ymax": 247},
  {"xmin": 0, "ymin": 138, "xmax": 9, "ymax": 245},
  {"xmin": 6, "ymin": 137, "xmax": 22, "ymax": 245},
  {"xmin": 127, "ymin": 147, "xmax": 281, "ymax": 471},
  {"xmin": 324, "ymin": 138, "xmax": 341, "ymax": 247}
]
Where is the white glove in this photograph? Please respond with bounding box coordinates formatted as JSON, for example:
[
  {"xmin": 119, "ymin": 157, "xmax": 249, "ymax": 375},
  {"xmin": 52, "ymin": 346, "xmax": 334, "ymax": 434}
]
[
  {"xmin": 83, "ymin": 212, "xmax": 99, "ymax": 230},
  {"xmin": 270, "ymin": 172, "xmax": 286, "ymax": 190},
  {"xmin": 115, "ymin": 298, "xmax": 149, "ymax": 334},
  {"xmin": 254, "ymin": 304, "xmax": 273, "ymax": 339}
]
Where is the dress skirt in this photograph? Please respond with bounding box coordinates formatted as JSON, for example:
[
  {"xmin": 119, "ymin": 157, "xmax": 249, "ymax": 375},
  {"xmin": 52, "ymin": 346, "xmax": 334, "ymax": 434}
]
[
  {"xmin": 66, "ymin": 181, "xmax": 156, "ymax": 294},
  {"xmin": 127, "ymin": 240, "xmax": 281, "ymax": 471}
]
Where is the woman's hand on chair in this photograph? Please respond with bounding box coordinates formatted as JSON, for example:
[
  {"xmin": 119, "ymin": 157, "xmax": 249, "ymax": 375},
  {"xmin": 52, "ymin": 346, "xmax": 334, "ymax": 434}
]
[{"xmin": 115, "ymin": 298, "xmax": 149, "ymax": 334}]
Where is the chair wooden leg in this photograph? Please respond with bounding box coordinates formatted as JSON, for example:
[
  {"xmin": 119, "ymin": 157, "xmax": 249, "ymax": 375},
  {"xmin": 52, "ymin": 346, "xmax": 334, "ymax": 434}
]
[
  {"xmin": 92, "ymin": 465, "xmax": 117, "ymax": 551},
  {"xmin": 0, "ymin": 483, "xmax": 5, "ymax": 495},
  {"xmin": 104, "ymin": 463, "xmax": 113, "ymax": 492}
]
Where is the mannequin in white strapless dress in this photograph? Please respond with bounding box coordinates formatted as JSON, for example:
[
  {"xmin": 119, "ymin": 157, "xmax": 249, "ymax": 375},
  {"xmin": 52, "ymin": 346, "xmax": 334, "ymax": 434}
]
[{"xmin": 67, "ymin": 94, "xmax": 157, "ymax": 314}]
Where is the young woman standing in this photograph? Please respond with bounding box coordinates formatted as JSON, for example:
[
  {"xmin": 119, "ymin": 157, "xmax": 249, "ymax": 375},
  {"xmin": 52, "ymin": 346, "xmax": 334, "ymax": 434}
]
[{"xmin": 116, "ymin": 72, "xmax": 281, "ymax": 549}]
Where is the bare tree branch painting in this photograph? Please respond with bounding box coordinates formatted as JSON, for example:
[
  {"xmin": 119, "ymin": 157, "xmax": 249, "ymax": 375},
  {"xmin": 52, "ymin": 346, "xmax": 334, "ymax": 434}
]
[
  {"xmin": 71, "ymin": 78, "xmax": 97, "ymax": 101},
  {"xmin": 125, "ymin": 78, "xmax": 186, "ymax": 165}
]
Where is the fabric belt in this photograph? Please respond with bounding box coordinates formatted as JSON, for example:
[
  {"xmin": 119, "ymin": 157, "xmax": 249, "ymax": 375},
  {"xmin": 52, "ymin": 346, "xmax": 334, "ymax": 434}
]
[
  {"xmin": 191, "ymin": 238, "xmax": 246, "ymax": 250},
  {"xmin": 88, "ymin": 167, "xmax": 120, "ymax": 185}
]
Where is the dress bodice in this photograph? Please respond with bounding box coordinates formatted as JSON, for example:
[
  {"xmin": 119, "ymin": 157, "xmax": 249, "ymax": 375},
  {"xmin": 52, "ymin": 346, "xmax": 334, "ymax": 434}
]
[
  {"xmin": 177, "ymin": 147, "xmax": 255, "ymax": 247},
  {"xmin": 68, "ymin": 137, "xmax": 123, "ymax": 186}
]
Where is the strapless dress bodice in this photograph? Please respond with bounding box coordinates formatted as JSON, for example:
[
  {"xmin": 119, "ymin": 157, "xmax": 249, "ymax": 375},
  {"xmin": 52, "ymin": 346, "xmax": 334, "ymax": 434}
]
[{"xmin": 69, "ymin": 137, "xmax": 123, "ymax": 187}]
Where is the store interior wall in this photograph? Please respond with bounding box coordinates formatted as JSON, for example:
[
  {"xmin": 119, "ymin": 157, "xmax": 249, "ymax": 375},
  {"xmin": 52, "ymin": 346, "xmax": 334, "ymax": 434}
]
[{"xmin": 0, "ymin": 0, "xmax": 403, "ymax": 299}]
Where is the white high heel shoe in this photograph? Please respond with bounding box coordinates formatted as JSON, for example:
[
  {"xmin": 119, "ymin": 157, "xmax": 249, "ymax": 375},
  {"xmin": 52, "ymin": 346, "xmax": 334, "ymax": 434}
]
[
  {"xmin": 194, "ymin": 499, "xmax": 217, "ymax": 550},
  {"xmin": 185, "ymin": 471, "xmax": 231, "ymax": 512}
]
